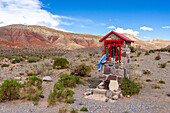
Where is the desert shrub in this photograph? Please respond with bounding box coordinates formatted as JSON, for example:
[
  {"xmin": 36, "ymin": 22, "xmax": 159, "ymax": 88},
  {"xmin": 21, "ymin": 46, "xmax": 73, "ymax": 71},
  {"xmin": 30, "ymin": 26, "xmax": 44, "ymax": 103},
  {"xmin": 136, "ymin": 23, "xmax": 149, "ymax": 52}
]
[
  {"xmin": 48, "ymin": 90, "xmax": 56, "ymax": 105},
  {"xmin": 28, "ymin": 57, "xmax": 38, "ymax": 63},
  {"xmin": 25, "ymin": 86, "xmax": 42, "ymax": 105},
  {"xmin": 53, "ymin": 58, "xmax": 69, "ymax": 69},
  {"xmin": 142, "ymin": 69, "xmax": 151, "ymax": 74},
  {"xmin": 158, "ymin": 63, "xmax": 166, "ymax": 68},
  {"xmin": 65, "ymin": 97, "xmax": 75, "ymax": 103},
  {"xmin": 80, "ymin": 107, "xmax": 88, "ymax": 111},
  {"xmin": 121, "ymin": 77, "xmax": 140, "ymax": 96},
  {"xmin": 26, "ymin": 76, "xmax": 42, "ymax": 90},
  {"xmin": 1, "ymin": 64, "xmax": 9, "ymax": 67},
  {"xmin": 146, "ymin": 79, "xmax": 152, "ymax": 82},
  {"xmin": 58, "ymin": 74, "xmax": 80, "ymax": 88},
  {"xmin": 158, "ymin": 80, "xmax": 165, "ymax": 84},
  {"xmin": 76, "ymin": 54, "xmax": 82, "ymax": 58},
  {"xmin": 64, "ymin": 88, "xmax": 75, "ymax": 98},
  {"xmin": 149, "ymin": 50, "xmax": 155, "ymax": 53},
  {"xmin": 152, "ymin": 84, "xmax": 161, "ymax": 89},
  {"xmin": 58, "ymin": 106, "xmax": 68, "ymax": 113},
  {"xmin": 137, "ymin": 52, "xmax": 142, "ymax": 57},
  {"xmin": 155, "ymin": 54, "xmax": 161, "ymax": 60},
  {"xmin": 12, "ymin": 58, "xmax": 20, "ymax": 64},
  {"xmin": 26, "ymin": 70, "xmax": 34, "ymax": 76},
  {"xmin": 130, "ymin": 46, "xmax": 136, "ymax": 53},
  {"xmin": 130, "ymin": 56, "xmax": 134, "ymax": 58},
  {"xmin": 145, "ymin": 51, "xmax": 150, "ymax": 55},
  {"xmin": 0, "ymin": 80, "xmax": 23, "ymax": 101},
  {"xmin": 167, "ymin": 60, "xmax": 170, "ymax": 63},
  {"xmin": 71, "ymin": 63, "xmax": 91, "ymax": 77},
  {"xmin": 70, "ymin": 108, "xmax": 78, "ymax": 113}
]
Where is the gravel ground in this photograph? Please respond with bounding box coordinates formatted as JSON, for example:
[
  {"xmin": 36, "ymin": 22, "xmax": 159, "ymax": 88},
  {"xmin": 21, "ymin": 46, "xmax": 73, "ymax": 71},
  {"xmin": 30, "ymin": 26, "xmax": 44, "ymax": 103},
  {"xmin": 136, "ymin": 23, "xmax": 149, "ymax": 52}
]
[{"xmin": 0, "ymin": 50, "xmax": 169, "ymax": 113}]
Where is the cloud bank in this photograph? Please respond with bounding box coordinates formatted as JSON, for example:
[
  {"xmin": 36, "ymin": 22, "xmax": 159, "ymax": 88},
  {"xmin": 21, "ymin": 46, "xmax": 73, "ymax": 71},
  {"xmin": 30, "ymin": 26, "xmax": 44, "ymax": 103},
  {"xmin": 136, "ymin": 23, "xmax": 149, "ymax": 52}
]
[
  {"xmin": 115, "ymin": 28, "xmax": 139, "ymax": 36},
  {"xmin": 0, "ymin": 0, "xmax": 73, "ymax": 31},
  {"xmin": 162, "ymin": 26, "xmax": 170, "ymax": 29},
  {"xmin": 107, "ymin": 26, "xmax": 116, "ymax": 29}
]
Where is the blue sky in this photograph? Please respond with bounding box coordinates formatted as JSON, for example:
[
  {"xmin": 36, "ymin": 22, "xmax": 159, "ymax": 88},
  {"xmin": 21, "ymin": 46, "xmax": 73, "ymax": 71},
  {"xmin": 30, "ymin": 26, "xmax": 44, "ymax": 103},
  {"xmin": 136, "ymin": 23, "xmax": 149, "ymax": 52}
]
[{"xmin": 0, "ymin": 0, "xmax": 170, "ymax": 40}]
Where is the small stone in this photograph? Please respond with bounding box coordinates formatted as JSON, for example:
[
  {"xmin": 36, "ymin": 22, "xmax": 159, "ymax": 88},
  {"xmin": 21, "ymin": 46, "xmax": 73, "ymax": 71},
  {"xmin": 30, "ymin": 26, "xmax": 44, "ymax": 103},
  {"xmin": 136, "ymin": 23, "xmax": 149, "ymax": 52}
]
[
  {"xmin": 14, "ymin": 77, "xmax": 21, "ymax": 81},
  {"xmin": 105, "ymin": 98, "xmax": 109, "ymax": 102},
  {"xmin": 84, "ymin": 91, "xmax": 92, "ymax": 96},
  {"xmin": 127, "ymin": 95, "xmax": 130, "ymax": 98},
  {"xmin": 166, "ymin": 93, "xmax": 170, "ymax": 97},
  {"xmin": 112, "ymin": 95, "xmax": 118, "ymax": 100},
  {"xmin": 119, "ymin": 93, "xmax": 124, "ymax": 99},
  {"xmin": 42, "ymin": 76, "xmax": 52, "ymax": 82}
]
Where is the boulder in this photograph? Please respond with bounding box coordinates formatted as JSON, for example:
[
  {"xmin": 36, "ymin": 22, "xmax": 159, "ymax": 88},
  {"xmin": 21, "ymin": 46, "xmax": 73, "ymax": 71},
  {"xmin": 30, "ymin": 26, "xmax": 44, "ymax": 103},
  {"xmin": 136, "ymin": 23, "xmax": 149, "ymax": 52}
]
[
  {"xmin": 105, "ymin": 90, "xmax": 113, "ymax": 98},
  {"xmin": 109, "ymin": 80, "xmax": 119, "ymax": 91},
  {"xmin": 42, "ymin": 76, "xmax": 52, "ymax": 82},
  {"xmin": 98, "ymin": 82, "xmax": 104, "ymax": 89}
]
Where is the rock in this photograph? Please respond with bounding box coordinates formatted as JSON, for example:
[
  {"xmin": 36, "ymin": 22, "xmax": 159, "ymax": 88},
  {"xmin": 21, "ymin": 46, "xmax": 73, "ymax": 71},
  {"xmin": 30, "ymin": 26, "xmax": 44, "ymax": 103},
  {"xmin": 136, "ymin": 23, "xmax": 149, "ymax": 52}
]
[
  {"xmin": 109, "ymin": 80, "xmax": 119, "ymax": 91},
  {"xmin": 105, "ymin": 98, "xmax": 109, "ymax": 102},
  {"xmin": 112, "ymin": 95, "xmax": 118, "ymax": 100},
  {"xmin": 127, "ymin": 95, "xmax": 130, "ymax": 98},
  {"xmin": 166, "ymin": 93, "xmax": 170, "ymax": 97},
  {"xmin": 98, "ymin": 82, "xmax": 104, "ymax": 89},
  {"xmin": 14, "ymin": 77, "xmax": 21, "ymax": 81},
  {"xmin": 84, "ymin": 91, "xmax": 92, "ymax": 96},
  {"xmin": 119, "ymin": 93, "xmax": 124, "ymax": 99},
  {"xmin": 93, "ymin": 88, "xmax": 107, "ymax": 94},
  {"xmin": 42, "ymin": 76, "xmax": 52, "ymax": 82},
  {"xmin": 105, "ymin": 90, "xmax": 113, "ymax": 98}
]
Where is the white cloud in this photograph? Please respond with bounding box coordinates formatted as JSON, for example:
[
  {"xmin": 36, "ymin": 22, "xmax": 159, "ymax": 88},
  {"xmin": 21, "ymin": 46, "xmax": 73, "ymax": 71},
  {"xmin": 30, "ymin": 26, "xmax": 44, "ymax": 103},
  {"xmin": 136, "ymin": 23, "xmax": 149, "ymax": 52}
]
[
  {"xmin": 162, "ymin": 26, "xmax": 170, "ymax": 29},
  {"xmin": 140, "ymin": 26, "xmax": 153, "ymax": 31},
  {"xmin": 115, "ymin": 27, "xmax": 139, "ymax": 36},
  {"xmin": 0, "ymin": 0, "xmax": 74, "ymax": 31},
  {"xmin": 107, "ymin": 26, "xmax": 116, "ymax": 29}
]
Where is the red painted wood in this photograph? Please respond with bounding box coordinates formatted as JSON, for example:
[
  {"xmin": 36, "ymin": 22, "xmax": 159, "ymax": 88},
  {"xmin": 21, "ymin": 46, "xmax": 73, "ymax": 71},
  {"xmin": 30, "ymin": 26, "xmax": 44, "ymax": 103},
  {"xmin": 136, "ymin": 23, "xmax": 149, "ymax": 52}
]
[
  {"xmin": 104, "ymin": 40, "xmax": 124, "ymax": 46},
  {"xmin": 107, "ymin": 46, "xmax": 109, "ymax": 61},
  {"xmin": 119, "ymin": 46, "xmax": 121, "ymax": 62},
  {"xmin": 116, "ymin": 46, "xmax": 117, "ymax": 62},
  {"xmin": 113, "ymin": 46, "xmax": 114, "ymax": 61},
  {"xmin": 99, "ymin": 31, "xmax": 134, "ymax": 42},
  {"xmin": 110, "ymin": 45, "xmax": 111, "ymax": 62}
]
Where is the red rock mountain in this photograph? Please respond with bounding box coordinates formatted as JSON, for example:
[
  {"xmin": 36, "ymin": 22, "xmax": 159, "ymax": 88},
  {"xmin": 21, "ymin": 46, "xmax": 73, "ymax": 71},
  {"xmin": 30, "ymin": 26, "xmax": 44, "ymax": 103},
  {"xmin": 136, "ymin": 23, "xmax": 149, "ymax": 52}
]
[
  {"xmin": 0, "ymin": 24, "xmax": 169, "ymax": 50},
  {"xmin": 0, "ymin": 24, "xmax": 102, "ymax": 50}
]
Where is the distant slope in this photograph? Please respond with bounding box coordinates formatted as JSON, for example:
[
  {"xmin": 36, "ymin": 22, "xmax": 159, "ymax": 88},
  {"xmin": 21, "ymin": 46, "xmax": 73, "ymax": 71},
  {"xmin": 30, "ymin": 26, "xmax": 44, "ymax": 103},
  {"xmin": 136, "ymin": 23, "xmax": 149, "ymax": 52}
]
[
  {"xmin": 0, "ymin": 24, "xmax": 168, "ymax": 50},
  {"xmin": 122, "ymin": 33, "xmax": 168, "ymax": 50},
  {"xmin": 148, "ymin": 38, "xmax": 170, "ymax": 49}
]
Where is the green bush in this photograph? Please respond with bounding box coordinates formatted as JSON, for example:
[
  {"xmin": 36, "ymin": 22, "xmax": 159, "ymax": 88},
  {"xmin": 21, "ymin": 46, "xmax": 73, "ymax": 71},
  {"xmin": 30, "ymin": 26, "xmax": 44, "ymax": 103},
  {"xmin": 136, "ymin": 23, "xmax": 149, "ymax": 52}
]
[
  {"xmin": 65, "ymin": 97, "xmax": 75, "ymax": 103},
  {"xmin": 137, "ymin": 52, "xmax": 142, "ymax": 57},
  {"xmin": 71, "ymin": 63, "xmax": 91, "ymax": 77},
  {"xmin": 12, "ymin": 58, "xmax": 20, "ymax": 64},
  {"xmin": 146, "ymin": 79, "xmax": 152, "ymax": 82},
  {"xmin": 58, "ymin": 74, "xmax": 80, "ymax": 88},
  {"xmin": 145, "ymin": 51, "xmax": 150, "ymax": 55},
  {"xmin": 149, "ymin": 50, "xmax": 155, "ymax": 53},
  {"xmin": 155, "ymin": 54, "xmax": 161, "ymax": 60},
  {"xmin": 130, "ymin": 46, "xmax": 136, "ymax": 53},
  {"xmin": 130, "ymin": 56, "xmax": 134, "ymax": 58},
  {"xmin": 58, "ymin": 106, "xmax": 68, "ymax": 113},
  {"xmin": 53, "ymin": 58, "xmax": 69, "ymax": 69},
  {"xmin": 26, "ymin": 76, "xmax": 42, "ymax": 90},
  {"xmin": 28, "ymin": 57, "xmax": 38, "ymax": 63},
  {"xmin": 80, "ymin": 107, "xmax": 88, "ymax": 111},
  {"xmin": 152, "ymin": 84, "xmax": 161, "ymax": 89},
  {"xmin": 70, "ymin": 108, "xmax": 78, "ymax": 113},
  {"xmin": 158, "ymin": 80, "xmax": 165, "ymax": 84},
  {"xmin": 121, "ymin": 77, "xmax": 140, "ymax": 96},
  {"xmin": 48, "ymin": 90, "xmax": 56, "ymax": 105},
  {"xmin": 158, "ymin": 63, "xmax": 166, "ymax": 68},
  {"xmin": 0, "ymin": 79, "xmax": 23, "ymax": 101},
  {"xmin": 1, "ymin": 64, "xmax": 9, "ymax": 67}
]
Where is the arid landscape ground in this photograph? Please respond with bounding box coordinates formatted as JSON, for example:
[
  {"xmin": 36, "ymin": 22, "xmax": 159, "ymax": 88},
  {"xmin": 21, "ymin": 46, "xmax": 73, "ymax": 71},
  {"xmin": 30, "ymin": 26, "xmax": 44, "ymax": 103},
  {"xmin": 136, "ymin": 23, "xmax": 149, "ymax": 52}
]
[{"xmin": 0, "ymin": 46, "xmax": 169, "ymax": 113}]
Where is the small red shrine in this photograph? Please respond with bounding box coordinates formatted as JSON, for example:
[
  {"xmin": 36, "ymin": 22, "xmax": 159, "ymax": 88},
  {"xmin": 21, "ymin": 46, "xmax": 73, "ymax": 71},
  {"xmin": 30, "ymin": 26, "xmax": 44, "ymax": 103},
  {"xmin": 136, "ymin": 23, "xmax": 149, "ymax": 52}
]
[{"xmin": 99, "ymin": 31, "xmax": 134, "ymax": 62}]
